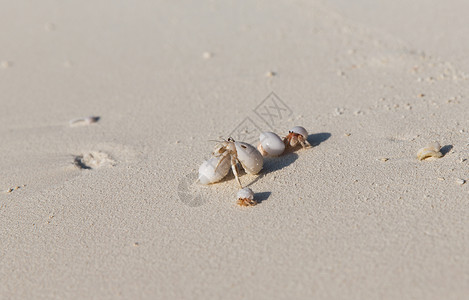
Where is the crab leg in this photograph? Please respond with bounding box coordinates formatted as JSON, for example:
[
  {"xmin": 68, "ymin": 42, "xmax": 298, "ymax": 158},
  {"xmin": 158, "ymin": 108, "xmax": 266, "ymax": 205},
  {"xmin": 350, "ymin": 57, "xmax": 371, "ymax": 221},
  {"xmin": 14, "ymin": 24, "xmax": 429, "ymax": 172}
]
[
  {"xmin": 214, "ymin": 151, "xmax": 230, "ymax": 172},
  {"xmin": 231, "ymin": 155, "xmax": 243, "ymax": 188},
  {"xmin": 298, "ymin": 136, "xmax": 311, "ymax": 148}
]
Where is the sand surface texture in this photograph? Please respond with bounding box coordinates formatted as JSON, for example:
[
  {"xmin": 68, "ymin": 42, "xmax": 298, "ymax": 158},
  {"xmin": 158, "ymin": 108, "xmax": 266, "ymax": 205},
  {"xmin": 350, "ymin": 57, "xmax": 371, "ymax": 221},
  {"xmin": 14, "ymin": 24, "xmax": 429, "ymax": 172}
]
[{"xmin": 1, "ymin": 1, "xmax": 468, "ymax": 299}]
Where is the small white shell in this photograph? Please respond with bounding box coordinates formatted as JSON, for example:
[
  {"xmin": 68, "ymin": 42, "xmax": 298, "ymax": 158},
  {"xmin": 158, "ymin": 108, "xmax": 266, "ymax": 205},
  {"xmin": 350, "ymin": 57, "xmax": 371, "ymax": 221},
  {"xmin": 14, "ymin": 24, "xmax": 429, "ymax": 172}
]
[
  {"xmin": 258, "ymin": 132, "xmax": 285, "ymax": 156},
  {"xmin": 290, "ymin": 126, "xmax": 308, "ymax": 138},
  {"xmin": 234, "ymin": 142, "xmax": 263, "ymax": 174},
  {"xmin": 417, "ymin": 142, "xmax": 443, "ymax": 160},
  {"xmin": 236, "ymin": 187, "xmax": 256, "ymax": 206},
  {"xmin": 237, "ymin": 187, "xmax": 254, "ymax": 200},
  {"xmin": 198, "ymin": 156, "xmax": 230, "ymax": 184}
]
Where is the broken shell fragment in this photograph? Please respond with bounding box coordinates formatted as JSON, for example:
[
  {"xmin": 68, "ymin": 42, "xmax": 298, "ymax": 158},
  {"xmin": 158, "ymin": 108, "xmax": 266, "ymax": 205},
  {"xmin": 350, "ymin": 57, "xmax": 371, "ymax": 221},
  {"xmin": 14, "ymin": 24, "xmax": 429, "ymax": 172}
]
[
  {"xmin": 236, "ymin": 187, "xmax": 256, "ymax": 206},
  {"xmin": 417, "ymin": 142, "xmax": 443, "ymax": 160},
  {"xmin": 69, "ymin": 116, "xmax": 100, "ymax": 126}
]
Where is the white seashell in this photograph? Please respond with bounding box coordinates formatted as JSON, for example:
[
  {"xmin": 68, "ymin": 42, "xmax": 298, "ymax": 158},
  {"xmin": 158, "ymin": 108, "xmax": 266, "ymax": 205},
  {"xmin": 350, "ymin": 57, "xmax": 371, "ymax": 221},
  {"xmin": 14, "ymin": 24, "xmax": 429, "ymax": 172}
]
[
  {"xmin": 290, "ymin": 126, "xmax": 308, "ymax": 138},
  {"xmin": 258, "ymin": 132, "xmax": 285, "ymax": 156},
  {"xmin": 236, "ymin": 187, "xmax": 256, "ymax": 206},
  {"xmin": 417, "ymin": 142, "xmax": 443, "ymax": 160},
  {"xmin": 198, "ymin": 156, "xmax": 230, "ymax": 185},
  {"xmin": 237, "ymin": 187, "xmax": 254, "ymax": 200},
  {"xmin": 234, "ymin": 142, "xmax": 264, "ymax": 174}
]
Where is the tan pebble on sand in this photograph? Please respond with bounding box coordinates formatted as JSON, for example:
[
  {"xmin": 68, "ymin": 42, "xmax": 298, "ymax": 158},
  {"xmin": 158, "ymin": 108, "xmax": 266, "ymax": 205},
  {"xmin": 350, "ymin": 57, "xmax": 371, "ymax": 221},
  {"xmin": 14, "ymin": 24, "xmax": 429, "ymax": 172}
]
[
  {"xmin": 417, "ymin": 142, "xmax": 443, "ymax": 160},
  {"xmin": 202, "ymin": 52, "xmax": 213, "ymax": 59},
  {"xmin": 44, "ymin": 22, "xmax": 56, "ymax": 31},
  {"xmin": 1, "ymin": 61, "xmax": 12, "ymax": 68}
]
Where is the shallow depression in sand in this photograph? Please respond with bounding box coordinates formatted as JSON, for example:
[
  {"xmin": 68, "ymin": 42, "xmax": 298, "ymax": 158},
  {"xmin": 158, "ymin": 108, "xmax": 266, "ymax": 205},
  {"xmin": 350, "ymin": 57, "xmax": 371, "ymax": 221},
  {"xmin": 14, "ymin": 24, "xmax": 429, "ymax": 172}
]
[{"xmin": 74, "ymin": 151, "xmax": 115, "ymax": 170}]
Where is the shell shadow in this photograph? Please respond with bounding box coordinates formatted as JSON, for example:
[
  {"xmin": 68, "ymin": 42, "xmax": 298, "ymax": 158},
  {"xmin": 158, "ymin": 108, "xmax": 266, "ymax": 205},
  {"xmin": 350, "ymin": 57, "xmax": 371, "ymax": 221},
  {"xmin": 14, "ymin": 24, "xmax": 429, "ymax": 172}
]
[
  {"xmin": 262, "ymin": 153, "xmax": 299, "ymax": 174},
  {"xmin": 254, "ymin": 191, "xmax": 271, "ymax": 204},
  {"xmin": 440, "ymin": 145, "xmax": 453, "ymax": 156},
  {"xmin": 245, "ymin": 153, "xmax": 298, "ymax": 187},
  {"xmin": 307, "ymin": 132, "xmax": 331, "ymax": 147}
]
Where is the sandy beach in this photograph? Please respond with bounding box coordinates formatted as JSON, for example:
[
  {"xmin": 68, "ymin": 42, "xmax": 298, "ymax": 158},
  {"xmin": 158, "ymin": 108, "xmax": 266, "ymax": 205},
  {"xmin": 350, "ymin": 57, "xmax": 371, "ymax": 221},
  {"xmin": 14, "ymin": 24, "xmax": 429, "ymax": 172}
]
[{"xmin": 1, "ymin": 1, "xmax": 468, "ymax": 299}]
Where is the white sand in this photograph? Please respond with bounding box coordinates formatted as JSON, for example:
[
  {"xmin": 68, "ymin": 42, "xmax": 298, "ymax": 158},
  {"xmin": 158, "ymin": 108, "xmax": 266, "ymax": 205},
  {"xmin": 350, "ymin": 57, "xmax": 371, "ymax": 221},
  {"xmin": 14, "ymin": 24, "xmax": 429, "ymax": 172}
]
[{"xmin": 1, "ymin": 1, "xmax": 468, "ymax": 299}]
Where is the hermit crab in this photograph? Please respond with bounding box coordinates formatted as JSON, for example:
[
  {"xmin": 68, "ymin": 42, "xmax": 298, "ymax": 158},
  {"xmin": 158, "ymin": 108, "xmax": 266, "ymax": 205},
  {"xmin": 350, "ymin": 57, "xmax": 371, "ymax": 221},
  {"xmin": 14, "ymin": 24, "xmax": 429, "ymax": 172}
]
[
  {"xmin": 236, "ymin": 187, "xmax": 256, "ymax": 206},
  {"xmin": 198, "ymin": 138, "xmax": 263, "ymax": 188},
  {"xmin": 283, "ymin": 126, "xmax": 311, "ymax": 149}
]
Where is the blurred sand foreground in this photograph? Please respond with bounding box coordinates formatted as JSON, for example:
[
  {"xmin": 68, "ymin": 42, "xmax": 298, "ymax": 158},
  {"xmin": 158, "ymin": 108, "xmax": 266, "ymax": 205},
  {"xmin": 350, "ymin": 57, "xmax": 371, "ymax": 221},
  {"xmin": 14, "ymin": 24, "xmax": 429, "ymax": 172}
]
[{"xmin": 1, "ymin": 1, "xmax": 468, "ymax": 299}]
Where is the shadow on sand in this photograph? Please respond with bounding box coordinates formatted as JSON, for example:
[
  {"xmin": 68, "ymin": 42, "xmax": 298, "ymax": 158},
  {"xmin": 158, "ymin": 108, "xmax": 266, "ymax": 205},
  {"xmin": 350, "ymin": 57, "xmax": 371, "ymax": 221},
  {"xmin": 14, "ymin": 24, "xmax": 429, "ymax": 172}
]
[
  {"xmin": 254, "ymin": 191, "xmax": 271, "ymax": 204},
  {"xmin": 307, "ymin": 132, "xmax": 331, "ymax": 147},
  {"xmin": 440, "ymin": 145, "xmax": 453, "ymax": 156},
  {"xmin": 245, "ymin": 152, "xmax": 299, "ymax": 189}
]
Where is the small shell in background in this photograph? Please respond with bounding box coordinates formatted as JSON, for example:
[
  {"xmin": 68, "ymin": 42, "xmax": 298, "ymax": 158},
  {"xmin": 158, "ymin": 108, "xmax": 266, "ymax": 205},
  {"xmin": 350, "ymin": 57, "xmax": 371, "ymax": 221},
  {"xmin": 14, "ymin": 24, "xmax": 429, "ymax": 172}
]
[
  {"xmin": 69, "ymin": 116, "xmax": 100, "ymax": 127},
  {"xmin": 258, "ymin": 132, "xmax": 285, "ymax": 156},
  {"xmin": 417, "ymin": 142, "xmax": 443, "ymax": 160},
  {"xmin": 236, "ymin": 187, "xmax": 256, "ymax": 206}
]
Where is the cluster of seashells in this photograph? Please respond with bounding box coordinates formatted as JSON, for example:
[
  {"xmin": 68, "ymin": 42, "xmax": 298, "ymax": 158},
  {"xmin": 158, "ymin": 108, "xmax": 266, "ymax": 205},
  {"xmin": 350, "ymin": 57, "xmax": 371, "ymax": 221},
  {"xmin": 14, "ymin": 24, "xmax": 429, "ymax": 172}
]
[{"xmin": 197, "ymin": 126, "xmax": 310, "ymax": 207}]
